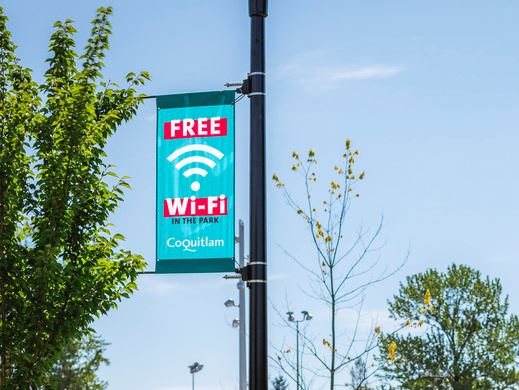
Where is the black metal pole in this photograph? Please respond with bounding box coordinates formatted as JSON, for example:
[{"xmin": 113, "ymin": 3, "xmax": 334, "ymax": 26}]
[{"xmin": 248, "ymin": 1, "xmax": 267, "ymax": 390}]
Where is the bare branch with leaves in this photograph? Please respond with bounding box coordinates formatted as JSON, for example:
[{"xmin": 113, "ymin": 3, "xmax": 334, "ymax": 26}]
[{"xmin": 271, "ymin": 139, "xmax": 407, "ymax": 389}]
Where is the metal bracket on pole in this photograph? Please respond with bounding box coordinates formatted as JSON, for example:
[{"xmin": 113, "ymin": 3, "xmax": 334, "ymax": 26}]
[
  {"xmin": 237, "ymin": 264, "xmax": 251, "ymax": 282},
  {"xmin": 223, "ymin": 273, "xmax": 242, "ymax": 280},
  {"xmin": 225, "ymin": 77, "xmax": 265, "ymax": 100},
  {"xmin": 224, "ymin": 82, "xmax": 244, "ymax": 88},
  {"xmin": 237, "ymin": 77, "xmax": 251, "ymax": 95},
  {"xmin": 236, "ymin": 72, "xmax": 266, "ymax": 98},
  {"xmin": 238, "ymin": 262, "xmax": 267, "ymax": 287}
]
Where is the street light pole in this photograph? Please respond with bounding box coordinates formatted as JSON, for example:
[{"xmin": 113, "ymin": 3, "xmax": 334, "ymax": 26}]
[
  {"xmin": 188, "ymin": 362, "xmax": 203, "ymax": 390},
  {"xmin": 296, "ymin": 320, "xmax": 300, "ymax": 390},
  {"xmin": 224, "ymin": 220, "xmax": 247, "ymax": 390},
  {"xmin": 248, "ymin": 1, "xmax": 268, "ymax": 390},
  {"xmin": 237, "ymin": 221, "xmax": 247, "ymax": 390},
  {"xmin": 287, "ymin": 311, "xmax": 313, "ymax": 390}
]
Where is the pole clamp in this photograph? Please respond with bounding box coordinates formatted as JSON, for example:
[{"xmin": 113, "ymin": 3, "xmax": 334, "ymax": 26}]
[
  {"xmin": 238, "ymin": 265, "xmax": 251, "ymax": 281},
  {"xmin": 237, "ymin": 72, "xmax": 266, "ymax": 97},
  {"xmin": 238, "ymin": 261, "xmax": 267, "ymax": 282},
  {"xmin": 237, "ymin": 77, "xmax": 251, "ymax": 95}
]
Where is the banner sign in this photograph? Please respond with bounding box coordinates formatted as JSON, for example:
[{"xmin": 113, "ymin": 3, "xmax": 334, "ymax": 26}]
[{"xmin": 156, "ymin": 91, "xmax": 236, "ymax": 273}]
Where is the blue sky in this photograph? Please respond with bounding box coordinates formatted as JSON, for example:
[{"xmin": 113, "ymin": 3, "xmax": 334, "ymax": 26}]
[{"xmin": 4, "ymin": 1, "xmax": 519, "ymax": 389}]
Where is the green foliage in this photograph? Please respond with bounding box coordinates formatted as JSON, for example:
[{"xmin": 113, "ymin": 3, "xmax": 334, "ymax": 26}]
[
  {"xmin": 0, "ymin": 6, "xmax": 149, "ymax": 387},
  {"xmin": 271, "ymin": 375, "xmax": 289, "ymax": 390},
  {"xmin": 43, "ymin": 334, "xmax": 109, "ymax": 390},
  {"xmin": 379, "ymin": 264, "xmax": 519, "ymax": 389}
]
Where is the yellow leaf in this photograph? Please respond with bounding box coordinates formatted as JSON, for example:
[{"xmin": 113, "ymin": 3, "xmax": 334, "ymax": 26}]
[
  {"xmin": 424, "ymin": 289, "xmax": 431, "ymax": 306},
  {"xmin": 388, "ymin": 341, "xmax": 397, "ymax": 362}
]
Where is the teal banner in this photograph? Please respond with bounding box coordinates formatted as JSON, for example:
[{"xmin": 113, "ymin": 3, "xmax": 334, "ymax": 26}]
[{"xmin": 155, "ymin": 91, "xmax": 236, "ymax": 273}]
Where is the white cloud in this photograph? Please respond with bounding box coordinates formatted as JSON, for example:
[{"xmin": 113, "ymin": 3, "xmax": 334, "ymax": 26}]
[
  {"xmin": 274, "ymin": 52, "xmax": 405, "ymax": 89},
  {"xmin": 326, "ymin": 65, "xmax": 404, "ymax": 81}
]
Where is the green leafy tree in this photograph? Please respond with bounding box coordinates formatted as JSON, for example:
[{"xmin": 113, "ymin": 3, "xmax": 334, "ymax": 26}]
[
  {"xmin": 379, "ymin": 264, "xmax": 519, "ymax": 389},
  {"xmin": 43, "ymin": 334, "xmax": 109, "ymax": 390},
  {"xmin": 0, "ymin": 6, "xmax": 149, "ymax": 387},
  {"xmin": 271, "ymin": 375, "xmax": 289, "ymax": 390}
]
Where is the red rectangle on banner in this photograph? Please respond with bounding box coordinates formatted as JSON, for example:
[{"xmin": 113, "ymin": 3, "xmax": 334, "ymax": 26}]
[
  {"xmin": 164, "ymin": 117, "xmax": 228, "ymax": 140},
  {"xmin": 164, "ymin": 196, "xmax": 228, "ymax": 217}
]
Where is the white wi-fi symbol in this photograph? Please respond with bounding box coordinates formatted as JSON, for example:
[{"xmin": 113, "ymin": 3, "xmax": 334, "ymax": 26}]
[{"xmin": 167, "ymin": 144, "xmax": 224, "ymax": 192}]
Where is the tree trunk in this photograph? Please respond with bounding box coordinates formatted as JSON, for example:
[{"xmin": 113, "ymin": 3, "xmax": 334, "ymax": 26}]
[{"xmin": 330, "ymin": 265, "xmax": 336, "ymax": 390}]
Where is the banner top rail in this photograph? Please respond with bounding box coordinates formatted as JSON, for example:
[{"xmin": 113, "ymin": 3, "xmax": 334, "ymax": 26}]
[{"xmin": 156, "ymin": 90, "xmax": 235, "ymax": 109}]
